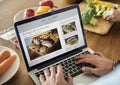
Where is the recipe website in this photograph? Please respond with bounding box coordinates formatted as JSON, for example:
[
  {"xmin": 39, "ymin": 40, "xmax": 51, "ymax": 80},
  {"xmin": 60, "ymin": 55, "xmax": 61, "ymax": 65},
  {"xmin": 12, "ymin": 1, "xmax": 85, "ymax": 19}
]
[{"xmin": 17, "ymin": 8, "xmax": 85, "ymax": 67}]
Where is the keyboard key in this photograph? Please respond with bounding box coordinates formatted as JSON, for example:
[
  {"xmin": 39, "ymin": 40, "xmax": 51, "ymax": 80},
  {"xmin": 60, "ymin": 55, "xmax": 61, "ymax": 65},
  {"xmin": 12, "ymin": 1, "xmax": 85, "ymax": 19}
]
[{"xmin": 35, "ymin": 72, "xmax": 40, "ymax": 77}]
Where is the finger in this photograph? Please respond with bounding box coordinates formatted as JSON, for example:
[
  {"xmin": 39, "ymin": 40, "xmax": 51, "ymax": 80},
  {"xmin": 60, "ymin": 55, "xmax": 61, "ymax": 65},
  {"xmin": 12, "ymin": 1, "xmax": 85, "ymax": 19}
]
[
  {"xmin": 75, "ymin": 54, "xmax": 94, "ymax": 60},
  {"xmin": 106, "ymin": 16, "xmax": 111, "ymax": 21},
  {"xmin": 75, "ymin": 57, "xmax": 97, "ymax": 65},
  {"xmin": 44, "ymin": 68, "xmax": 50, "ymax": 78},
  {"xmin": 103, "ymin": 14, "xmax": 110, "ymax": 20},
  {"xmin": 39, "ymin": 75, "xmax": 46, "ymax": 84},
  {"xmin": 67, "ymin": 74, "xmax": 73, "ymax": 85},
  {"xmin": 57, "ymin": 64, "xmax": 64, "ymax": 77},
  {"xmin": 50, "ymin": 66, "xmax": 56, "ymax": 76},
  {"xmin": 93, "ymin": 52, "xmax": 104, "ymax": 57},
  {"xmin": 81, "ymin": 67, "xmax": 97, "ymax": 74},
  {"xmin": 74, "ymin": 54, "xmax": 85, "ymax": 59}
]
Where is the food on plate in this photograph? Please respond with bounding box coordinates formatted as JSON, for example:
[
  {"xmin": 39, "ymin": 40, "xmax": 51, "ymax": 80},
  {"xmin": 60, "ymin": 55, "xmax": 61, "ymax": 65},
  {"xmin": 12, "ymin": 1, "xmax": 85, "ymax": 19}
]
[
  {"xmin": 40, "ymin": 39, "xmax": 54, "ymax": 48},
  {"xmin": 23, "ymin": 9, "xmax": 35, "ymax": 19},
  {"xmin": 62, "ymin": 24, "xmax": 76, "ymax": 33},
  {"xmin": 35, "ymin": 6, "xmax": 51, "ymax": 16},
  {"xmin": 28, "ymin": 29, "xmax": 61, "ymax": 60},
  {"xmin": 33, "ymin": 39, "xmax": 41, "ymax": 46},
  {"xmin": 0, "ymin": 55, "xmax": 16, "ymax": 76},
  {"xmin": 39, "ymin": 46, "xmax": 48, "ymax": 55},
  {"xmin": 66, "ymin": 36, "xmax": 78, "ymax": 45},
  {"xmin": 39, "ymin": 0, "xmax": 53, "ymax": 8},
  {"xmin": 0, "ymin": 50, "xmax": 11, "ymax": 63}
]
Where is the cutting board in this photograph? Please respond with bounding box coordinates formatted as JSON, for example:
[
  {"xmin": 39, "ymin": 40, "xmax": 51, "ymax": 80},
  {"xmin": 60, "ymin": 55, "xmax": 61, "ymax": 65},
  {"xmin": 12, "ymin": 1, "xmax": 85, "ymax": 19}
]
[{"xmin": 79, "ymin": 1, "xmax": 114, "ymax": 35}]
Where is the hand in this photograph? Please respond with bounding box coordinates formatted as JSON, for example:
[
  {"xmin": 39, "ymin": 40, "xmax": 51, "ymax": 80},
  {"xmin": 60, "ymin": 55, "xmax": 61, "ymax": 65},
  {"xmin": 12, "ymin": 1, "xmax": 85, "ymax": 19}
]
[
  {"xmin": 75, "ymin": 52, "xmax": 114, "ymax": 76},
  {"xmin": 104, "ymin": 9, "xmax": 120, "ymax": 22},
  {"xmin": 39, "ymin": 65, "xmax": 73, "ymax": 85}
]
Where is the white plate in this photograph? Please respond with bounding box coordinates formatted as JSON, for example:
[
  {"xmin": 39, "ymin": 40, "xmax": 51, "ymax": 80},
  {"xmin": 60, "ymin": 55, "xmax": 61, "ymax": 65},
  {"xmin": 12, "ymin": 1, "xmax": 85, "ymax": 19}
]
[
  {"xmin": 14, "ymin": 7, "xmax": 38, "ymax": 22},
  {"xmin": 0, "ymin": 45, "xmax": 20, "ymax": 84}
]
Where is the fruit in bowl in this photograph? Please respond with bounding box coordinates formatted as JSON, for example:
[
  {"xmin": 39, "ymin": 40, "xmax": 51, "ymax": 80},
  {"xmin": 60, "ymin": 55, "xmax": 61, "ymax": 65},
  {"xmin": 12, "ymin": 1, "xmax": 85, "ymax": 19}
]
[
  {"xmin": 35, "ymin": 6, "xmax": 51, "ymax": 16},
  {"xmin": 23, "ymin": 9, "xmax": 35, "ymax": 19},
  {"xmin": 39, "ymin": 0, "xmax": 54, "ymax": 8},
  {"xmin": 23, "ymin": 0, "xmax": 57, "ymax": 19}
]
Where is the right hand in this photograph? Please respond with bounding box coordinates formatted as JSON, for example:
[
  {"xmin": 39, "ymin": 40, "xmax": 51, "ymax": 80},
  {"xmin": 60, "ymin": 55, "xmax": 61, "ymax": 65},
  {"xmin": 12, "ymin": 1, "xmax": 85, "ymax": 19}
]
[
  {"xmin": 103, "ymin": 9, "xmax": 120, "ymax": 22},
  {"xmin": 75, "ymin": 52, "xmax": 114, "ymax": 76}
]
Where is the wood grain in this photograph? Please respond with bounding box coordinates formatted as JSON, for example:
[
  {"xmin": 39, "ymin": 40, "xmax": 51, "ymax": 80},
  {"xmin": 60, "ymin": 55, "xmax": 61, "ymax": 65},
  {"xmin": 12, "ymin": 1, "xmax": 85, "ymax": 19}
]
[
  {"xmin": 0, "ymin": 0, "xmax": 41, "ymax": 33},
  {"xmin": 0, "ymin": 0, "xmax": 120, "ymax": 85},
  {"xmin": 0, "ymin": 38, "xmax": 35, "ymax": 85},
  {"xmin": 86, "ymin": 22, "xmax": 120, "ymax": 61}
]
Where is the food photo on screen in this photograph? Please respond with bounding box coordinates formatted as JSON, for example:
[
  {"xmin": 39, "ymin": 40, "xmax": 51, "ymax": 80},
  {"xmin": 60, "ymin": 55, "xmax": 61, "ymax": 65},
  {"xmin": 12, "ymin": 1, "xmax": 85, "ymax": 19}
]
[
  {"xmin": 65, "ymin": 35, "xmax": 78, "ymax": 46},
  {"xmin": 62, "ymin": 21, "xmax": 77, "ymax": 34},
  {"xmin": 62, "ymin": 22, "xmax": 76, "ymax": 34},
  {"xmin": 24, "ymin": 28, "xmax": 62, "ymax": 60}
]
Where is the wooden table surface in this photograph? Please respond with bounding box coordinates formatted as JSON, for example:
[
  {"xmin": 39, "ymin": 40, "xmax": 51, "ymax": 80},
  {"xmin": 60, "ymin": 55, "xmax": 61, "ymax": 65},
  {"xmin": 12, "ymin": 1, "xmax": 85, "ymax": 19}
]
[{"xmin": 0, "ymin": 0, "xmax": 120, "ymax": 85}]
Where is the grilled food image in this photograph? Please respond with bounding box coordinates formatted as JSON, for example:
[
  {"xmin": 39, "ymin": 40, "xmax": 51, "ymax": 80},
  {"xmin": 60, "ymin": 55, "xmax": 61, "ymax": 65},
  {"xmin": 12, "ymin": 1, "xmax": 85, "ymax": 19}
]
[
  {"xmin": 28, "ymin": 29, "xmax": 61, "ymax": 60},
  {"xmin": 62, "ymin": 24, "xmax": 76, "ymax": 34},
  {"xmin": 66, "ymin": 36, "xmax": 78, "ymax": 45}
]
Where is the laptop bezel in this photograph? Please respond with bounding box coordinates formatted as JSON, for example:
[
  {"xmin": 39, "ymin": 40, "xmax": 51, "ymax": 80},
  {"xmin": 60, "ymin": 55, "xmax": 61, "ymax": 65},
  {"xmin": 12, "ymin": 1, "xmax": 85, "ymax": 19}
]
[{"xmin": 14, "ymin": 5, "xmax": 87, "ymax": 71}]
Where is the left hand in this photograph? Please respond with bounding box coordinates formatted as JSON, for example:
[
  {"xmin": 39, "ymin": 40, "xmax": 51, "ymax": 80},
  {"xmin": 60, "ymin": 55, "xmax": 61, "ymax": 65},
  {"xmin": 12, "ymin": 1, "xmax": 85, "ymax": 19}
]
[{"xmin": 39, "ymin": 65, "xmax": 73, "ymax": 85}]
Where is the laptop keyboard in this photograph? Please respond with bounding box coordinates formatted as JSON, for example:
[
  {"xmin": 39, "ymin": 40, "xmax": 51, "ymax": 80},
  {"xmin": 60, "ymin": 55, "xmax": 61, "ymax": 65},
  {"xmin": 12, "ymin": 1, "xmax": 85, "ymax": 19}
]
[{"xmin": 35, "ymin": 51, "xmax": 95, "ymax": 79}]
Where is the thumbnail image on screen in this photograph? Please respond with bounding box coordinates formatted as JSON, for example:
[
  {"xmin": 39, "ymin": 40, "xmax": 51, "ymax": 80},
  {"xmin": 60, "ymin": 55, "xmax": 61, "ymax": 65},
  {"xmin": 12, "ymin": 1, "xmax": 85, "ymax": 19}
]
[
  {"xmin": 62, "ymin": 21, "xmax": 77, "ymax": 34},
  {"xmin": 65, "ymin": 35, "xmax": 78, "ymax": 46}
]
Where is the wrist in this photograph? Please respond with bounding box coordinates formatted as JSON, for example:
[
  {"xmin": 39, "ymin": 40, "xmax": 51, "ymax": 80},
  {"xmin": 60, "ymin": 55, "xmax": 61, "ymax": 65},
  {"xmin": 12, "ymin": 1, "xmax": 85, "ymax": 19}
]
[{"xmin": 112, "ymin": 60, "xmax": 120, "ymax": 70}]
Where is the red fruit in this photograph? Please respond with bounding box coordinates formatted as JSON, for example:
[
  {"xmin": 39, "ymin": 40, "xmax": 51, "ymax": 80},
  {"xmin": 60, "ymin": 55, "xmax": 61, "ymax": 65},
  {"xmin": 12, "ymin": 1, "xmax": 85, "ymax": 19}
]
[
  {"xmin": 23, "ymin": 9, "xmax": 35, "ymax": 19},
  {"xmin": 39, "ymin": 0, "xmax": 53, "ymax": 8},
  {"xmin": 14, "ymin": 40, "xmax": 18, "ymax": 43},
  {"xmin": 12, "ymin": 39, "xmax": 19, "ymax": 48}
]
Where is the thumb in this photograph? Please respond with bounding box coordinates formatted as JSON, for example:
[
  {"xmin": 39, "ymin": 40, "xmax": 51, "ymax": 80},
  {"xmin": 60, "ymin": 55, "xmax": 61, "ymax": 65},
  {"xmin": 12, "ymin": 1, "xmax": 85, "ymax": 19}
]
[
  {"xmin": 82, "ymin": 67, "xmax": 96, "ymax": 74},
  {"xmin": 67, "ymin": 74, "xmax": 73, "ymax": 85}
]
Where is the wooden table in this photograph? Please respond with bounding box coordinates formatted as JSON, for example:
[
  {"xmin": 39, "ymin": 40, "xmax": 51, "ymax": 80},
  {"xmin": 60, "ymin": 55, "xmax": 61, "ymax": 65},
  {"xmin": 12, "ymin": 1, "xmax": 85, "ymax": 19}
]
[
  {"xmin": 1, "ymin": 23, "xmax": 120, "ymax": 83},
  {"xmin": 1, "ymin": 23, "xmax": 120, "ymax": 85},
  {"xmin": 0, "ymin": 0, "xmax": 120, "ymax": 85}
]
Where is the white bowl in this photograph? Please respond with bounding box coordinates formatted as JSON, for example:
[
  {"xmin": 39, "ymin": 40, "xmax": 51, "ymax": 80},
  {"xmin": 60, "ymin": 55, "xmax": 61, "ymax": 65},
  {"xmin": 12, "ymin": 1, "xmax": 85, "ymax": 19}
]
[{"xmin": 14, "ymin": 7, "xmax": 38, "ymax": 22}]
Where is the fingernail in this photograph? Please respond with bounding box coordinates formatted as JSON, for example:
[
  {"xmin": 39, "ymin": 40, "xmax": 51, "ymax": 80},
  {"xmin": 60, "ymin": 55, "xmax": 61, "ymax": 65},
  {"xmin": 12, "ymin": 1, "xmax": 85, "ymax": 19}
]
[
  {"xmin": 58, "ymin": 64, "xmax": 62, "ymax": 67},
  {"xmin": 82, "ymin": 67, "xmax": 85, "ymax": 71}
]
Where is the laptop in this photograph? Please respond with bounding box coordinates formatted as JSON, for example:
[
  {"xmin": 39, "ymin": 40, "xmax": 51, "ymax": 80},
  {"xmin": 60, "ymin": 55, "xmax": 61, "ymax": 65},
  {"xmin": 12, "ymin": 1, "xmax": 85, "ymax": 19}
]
[{"xmin": 14, "ymin": 5, "xmax": 97, "ymax": 85}]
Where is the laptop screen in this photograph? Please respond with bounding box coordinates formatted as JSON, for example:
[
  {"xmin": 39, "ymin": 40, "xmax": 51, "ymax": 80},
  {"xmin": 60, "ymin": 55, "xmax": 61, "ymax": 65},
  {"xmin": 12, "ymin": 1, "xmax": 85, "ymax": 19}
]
[{"xmin": 14, "ymin": 5, "xmax": 87, "ymax": 70}]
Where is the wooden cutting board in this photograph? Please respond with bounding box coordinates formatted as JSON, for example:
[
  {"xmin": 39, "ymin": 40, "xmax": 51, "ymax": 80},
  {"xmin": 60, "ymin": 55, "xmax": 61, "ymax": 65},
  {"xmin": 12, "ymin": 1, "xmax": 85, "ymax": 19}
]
[{"xmin": 79, "ymin": 1, "xmax": 114, "ymax": 35}]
